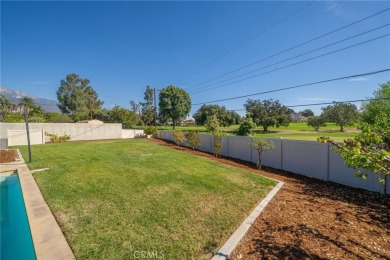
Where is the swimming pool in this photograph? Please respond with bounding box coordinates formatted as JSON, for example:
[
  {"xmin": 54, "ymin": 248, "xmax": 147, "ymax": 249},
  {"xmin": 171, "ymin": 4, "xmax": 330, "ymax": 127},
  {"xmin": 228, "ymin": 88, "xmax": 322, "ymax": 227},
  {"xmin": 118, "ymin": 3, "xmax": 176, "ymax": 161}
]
[{"xmin": 1, "ymin": 173, "xmax": 36, "ymax": 260}]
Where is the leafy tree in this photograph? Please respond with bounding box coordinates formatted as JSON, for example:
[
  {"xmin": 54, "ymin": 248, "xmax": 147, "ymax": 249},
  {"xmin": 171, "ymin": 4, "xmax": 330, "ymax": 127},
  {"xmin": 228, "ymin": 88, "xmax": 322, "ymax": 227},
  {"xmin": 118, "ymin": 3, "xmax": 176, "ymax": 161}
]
[
  {"xmin": 130, "ymin": 100, "xmax": 142, "ymax": 125},
  {"xmin": 158, "ymin": 85, "xmax": 191, "ymax": 129},
  {"xmin": 205, "ymin": 114, "xmax": 224, "ymax": 157},
  {"xmin": 0, "ymin": 94, "xmax": 15, "ymax": 121},
  {"xmin": 17, "ymin": 97, "xmax": 44, "ymax": 116},
  {"xmin": 193, "ymin": 104, "xmax": 240, "ymax": 127},
  {"xmin": 57, "ymin": 73, "xmax": 103, "ymax": 121},
  {"xmin": 185, "ymin": 130, "xmax": 201, "ymax": 150},
  {"xmin": 319, "ymin": 112, "xmax": 389, "ymax": 191},
  {"xmin": 307, "ymin": 116, "xmax": 326, "ymax": 131},
  {"xmin": 244, "ymin": 99, "xmax": 293, "ymax": 131},
  {"xmin": 141, "ymin": 86, "xmax": 155, "ymax": 126},
  {"xmin": 247, "ymin": 137, "xmax": 275, "ymax": 169},
  {"xmin": 361, "ymin": 81, "xmax": 390, "ymax": 125},
  {"xmin": 299, "ymin": 109, "xmax": 314, "ymax": 117},
  {"xmin": 173, "ymin": 129, "xmax": 185, "ymax": 146},
  {"xmin": 106, "ymin": 106, "xmax": 137, "ymax": 128},
  {"xmin": 237, "ymin": 114, "xmax": 256, "ymax": 136},
  {"xmin": 321, "ymin": 102, "xmax": 359, "ymax": 132}
]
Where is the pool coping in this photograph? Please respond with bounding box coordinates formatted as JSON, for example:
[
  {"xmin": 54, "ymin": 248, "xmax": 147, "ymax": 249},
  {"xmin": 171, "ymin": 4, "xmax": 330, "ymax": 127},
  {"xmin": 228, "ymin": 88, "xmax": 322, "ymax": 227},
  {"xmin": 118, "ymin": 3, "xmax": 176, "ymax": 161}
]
[
  {"xmin": 212, "ymin": 180, "xmax": 284, "ymax": 260},
  {"xmin": 1, "ymin": 149, "xmax": 75, "ymax": 260}
]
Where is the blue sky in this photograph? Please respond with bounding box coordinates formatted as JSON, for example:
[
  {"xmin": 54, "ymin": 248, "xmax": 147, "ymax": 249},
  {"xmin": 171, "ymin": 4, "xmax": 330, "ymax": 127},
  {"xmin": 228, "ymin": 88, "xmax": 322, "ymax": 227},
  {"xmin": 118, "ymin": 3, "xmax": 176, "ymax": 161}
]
[{"xmin": 1, "ymin": 1, "xmax": 389, "ymax": 116}]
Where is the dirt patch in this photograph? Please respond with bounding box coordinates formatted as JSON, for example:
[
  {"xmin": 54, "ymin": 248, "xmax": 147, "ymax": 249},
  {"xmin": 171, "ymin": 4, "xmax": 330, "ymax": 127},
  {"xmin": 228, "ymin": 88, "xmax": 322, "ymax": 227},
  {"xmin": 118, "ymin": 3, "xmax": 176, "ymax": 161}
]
[
  {"xmin": 148, "ymin": 138, "xmax": 390, "ymax": 260},
  {"xmin": 0, "ymin": 150, "xmax": 20, "ymax": 163}
]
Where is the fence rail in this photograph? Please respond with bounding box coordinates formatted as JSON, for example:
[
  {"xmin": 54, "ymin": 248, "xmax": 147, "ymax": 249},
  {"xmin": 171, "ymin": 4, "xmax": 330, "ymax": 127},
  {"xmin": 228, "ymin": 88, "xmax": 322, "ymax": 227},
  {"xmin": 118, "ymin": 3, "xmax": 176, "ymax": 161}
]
[{"xmin": 157, "ymin": 131, "xmax": 389, "ymax": 194}]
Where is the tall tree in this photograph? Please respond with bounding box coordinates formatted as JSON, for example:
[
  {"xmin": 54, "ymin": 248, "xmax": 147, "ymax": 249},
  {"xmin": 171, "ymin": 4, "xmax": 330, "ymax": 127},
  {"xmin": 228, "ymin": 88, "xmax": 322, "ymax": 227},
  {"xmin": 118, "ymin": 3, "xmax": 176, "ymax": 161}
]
[
  {"xmin": 244, "ymin": 99, "xmax": 293, "ymax": 131},
  {"xmin": 321, "ymin": 102, "xmax": 359, "ymax": 132},
  {"xmin": 193, "ymin": 104, "xmax": 240, "ymax": 127},
  {"xmin": 17, "ymin": 97, "xmax": 44, "ymax": 116},
  {"xmin": 299, "ymin": 109, "xmax": 314, "ymax": 117},
  {"xmin": 158, "ymin": 85, "xmax": 191, "ymax": 128},
  {"xmin": 361, "ymin": 81, "xmax": 390, "ymax": 125},
  {"xmin": 130, "ymin": 100, "xmax": 142, "ymax": 125},
  {"xmin": 57, "ymin": 73, "xmax": 103, "ymax": 121},
  {"xmin": 141, "ymin": 86, "xmax": 155, "ymax": 126}
]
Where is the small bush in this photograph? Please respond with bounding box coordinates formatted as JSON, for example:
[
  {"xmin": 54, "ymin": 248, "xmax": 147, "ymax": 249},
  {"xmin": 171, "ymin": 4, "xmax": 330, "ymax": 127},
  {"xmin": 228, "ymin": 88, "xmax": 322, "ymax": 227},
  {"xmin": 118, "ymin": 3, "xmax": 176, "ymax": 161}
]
[
  {"xmin": 307, "ymin": 116, "xmax": 326, "ymax": 131},
  {"xmin": 246, "ymin": 137, "xmax": 275, "ymax": 169},
  {"xmin": 143, "ymin": 126, "xmax": 157, "ymax": 136},
  {"xmin": 185, "ymin": 130, "xmax": 201, "ymax": 150},
  {"xmin": 45, "ymin": 132, "xmax": 70, "ymax": 143},
  {"xmin": 237, "ymin": 115, "xmax": 256, "ymax": 136},
  {"xmin": 173, "ymin": 129, "xmax": 185, "ymax": 146}
]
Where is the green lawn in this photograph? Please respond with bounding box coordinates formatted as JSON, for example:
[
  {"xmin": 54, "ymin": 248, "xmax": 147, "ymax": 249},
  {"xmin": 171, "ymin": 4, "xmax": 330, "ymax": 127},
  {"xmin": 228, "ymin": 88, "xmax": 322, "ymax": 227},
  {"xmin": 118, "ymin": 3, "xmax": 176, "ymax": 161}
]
[
  {"xmin": 18, "ymin": 140, "xmax": 276, "ymax": 259},
  {"xmin": 157, "ymin": 122, "xmax": 358, "ymax": 142}
]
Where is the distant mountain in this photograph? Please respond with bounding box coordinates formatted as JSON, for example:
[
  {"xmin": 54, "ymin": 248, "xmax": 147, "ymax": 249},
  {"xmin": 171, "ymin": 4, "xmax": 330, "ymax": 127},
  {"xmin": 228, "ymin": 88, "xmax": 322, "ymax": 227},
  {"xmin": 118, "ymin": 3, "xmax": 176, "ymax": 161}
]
[{"xmin": 0, "ymin": 86, "xmax": 60, "ymax": 113}]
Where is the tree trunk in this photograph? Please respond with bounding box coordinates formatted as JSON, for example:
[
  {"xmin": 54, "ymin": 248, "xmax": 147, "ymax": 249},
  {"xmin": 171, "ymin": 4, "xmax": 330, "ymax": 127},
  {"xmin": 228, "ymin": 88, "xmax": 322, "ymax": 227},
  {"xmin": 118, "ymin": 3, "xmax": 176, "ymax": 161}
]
[
  {"xmin": 340, "ymin": 123, "xmax": 344, "ymax": 132},
  {"xmin": 257, "ymin": 148, "xmax": 263, "ymax": 169},
  {"xmin": 263, "ymin": 126, "xmax": 268, "ymax": 132}
]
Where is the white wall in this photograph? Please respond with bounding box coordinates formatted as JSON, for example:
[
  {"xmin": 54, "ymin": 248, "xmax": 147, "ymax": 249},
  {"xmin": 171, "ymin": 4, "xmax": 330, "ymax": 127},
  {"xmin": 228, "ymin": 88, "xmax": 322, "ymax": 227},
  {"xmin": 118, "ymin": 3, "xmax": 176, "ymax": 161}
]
[
  {"xmin": 1, "ymin": 123, "xmax": 123, "ymax": 142},
  {"xmin": 122, "ymin": 129, "xmax": 145, "ymax": 138},
  {"xmin": 7, "ymin": 129, "xmax": 45, "ymax": 146}
]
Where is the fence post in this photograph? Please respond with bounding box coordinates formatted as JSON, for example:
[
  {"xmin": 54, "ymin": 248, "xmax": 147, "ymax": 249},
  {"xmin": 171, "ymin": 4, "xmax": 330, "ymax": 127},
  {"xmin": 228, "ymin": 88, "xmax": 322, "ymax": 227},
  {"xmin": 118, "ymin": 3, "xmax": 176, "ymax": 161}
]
[
  {"xmin": 326, "ymin": 143, "xmax": 330, "ymax": 181},
  {"xmin": 280, "ymin": 138, "xmax": 283, "ymax": 170}
]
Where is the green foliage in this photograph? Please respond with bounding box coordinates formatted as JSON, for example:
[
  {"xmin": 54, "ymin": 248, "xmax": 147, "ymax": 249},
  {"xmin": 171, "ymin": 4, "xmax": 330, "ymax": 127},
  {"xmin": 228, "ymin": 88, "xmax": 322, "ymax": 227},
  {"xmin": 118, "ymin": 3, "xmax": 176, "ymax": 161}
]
[
  {"xmin": 361, "ymin": 81, "xmax": 390, "ymax": 125},
  {"xmin": 247, "ymin": 137, "xmax": 275, "ymax": 169},
  {"xmin": 185, "ymin": 130, "xmax": 201, "ymax": 150},
  {"xmin": 173, "ymin": 129, "xmax": 186, "ymax": 146},
  {"xmin": 299, "ymin": 109, "xmax": 314, "ymax": 117},
  {"xmin": 321, "ymin": 102, "xmax": 359, "ymax": 132},
  {"xmin": 245, "ymin": 99, "xmax": 293, "ymax": 131},
  {"xmin": 3, "ymin": 114, "xmax": 24, "ymax": 122},
  {"xmin": 29, "ymin": 116, "xmax": 46, "ymax": 123},
  {"xmin": 158, "ymin": 85, "xmax": 191, "ymax": 128},
  {"xmin": 237, "ymin": 114, "xmax": 256, "ymax": 136},
  {"xmin": 193, "ymin": 104, "xmax": 240, "ymax": 127},
  {"xmin": 106, "ymin": 106, "xmax": 138, "ymax": 128},
  {"xmin": 213, "ymin": 132, "xmax": 224, "ymax": 158},
  {"xmin": 205, "ymin": 114, "xmax": 220, "ymax": 133},
  {"xmin": 0, "ymin": 94, "xmax": 15, "ymax": 121},
  {"xmin": 143, "ymin": 126, "xmax": 157, "ymax": 136},
  {"xmin": 141, "ymin": 86, "xmax": 155, "ymax": 126},
  {"xmin": 319, "ymin": 112, "xmax": 389, "ymax": 185},
  {"xmin": 307, "ymin": 116, "xmax": 326, "ymax": 131},
  {"xmin": 57, "ymin": 73, "xmax": 103, "ymax": 121},
  {"xmin": 45, "ymin": 132, "xmax": 71, "ymax": 142},
  {"xmin": 45, "ymin": 112, "xmax": 74, "ymax": 123}
]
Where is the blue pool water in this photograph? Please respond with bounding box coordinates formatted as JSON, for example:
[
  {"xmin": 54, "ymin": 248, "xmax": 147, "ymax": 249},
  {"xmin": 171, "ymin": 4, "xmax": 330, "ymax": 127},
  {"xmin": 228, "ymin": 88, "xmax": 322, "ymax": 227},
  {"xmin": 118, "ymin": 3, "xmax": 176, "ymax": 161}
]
[{"xmin": 1, "ymin": 174, "xmax": 36, "ymax": 260}]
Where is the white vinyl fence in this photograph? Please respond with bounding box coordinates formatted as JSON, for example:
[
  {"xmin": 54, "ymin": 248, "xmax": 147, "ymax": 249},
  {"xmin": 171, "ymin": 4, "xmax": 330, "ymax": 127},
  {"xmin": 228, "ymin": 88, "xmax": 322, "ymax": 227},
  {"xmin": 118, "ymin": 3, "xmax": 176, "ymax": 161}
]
[{"xmin": 157, "ymin": 131, "xmax": 389, "ymax": 194}]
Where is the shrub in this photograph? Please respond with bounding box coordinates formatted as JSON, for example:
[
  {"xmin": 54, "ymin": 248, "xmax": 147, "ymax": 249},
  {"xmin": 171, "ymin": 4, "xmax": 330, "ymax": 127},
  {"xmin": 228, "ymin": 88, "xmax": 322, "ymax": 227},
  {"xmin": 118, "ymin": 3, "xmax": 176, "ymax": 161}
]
[
  {"xmin": 307, "ymin": 116, "xmax": 326, "ymax": 131},
  {"xmin": 185, "ymin": 130, "xmax": 201, "ymax": 150},
  {"xmin": 173, "ymin": 129, "xmax": 185, "ymax": 146},
  {"xmin": 143, "ymin": 126, "xmax": 157, "ymax": 136},
  {"xmin": 213, "ymin": 132, "xmax": 224, "ymax": 158},
  {"xmin": 237, "ymin": 115, "xmax": 256, "ymax": 136},
  {"xmin": 45, "ymin": 132, "xmax": 70, "ymax": 143}
]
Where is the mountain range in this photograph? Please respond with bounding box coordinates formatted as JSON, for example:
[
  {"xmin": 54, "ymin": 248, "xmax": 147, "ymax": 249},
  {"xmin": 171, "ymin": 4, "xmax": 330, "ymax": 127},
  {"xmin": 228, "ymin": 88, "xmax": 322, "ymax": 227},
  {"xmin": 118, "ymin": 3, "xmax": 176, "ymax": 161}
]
[{"xmin": 0, "ymin": 86, "xmax": 60, "ymax": 113}]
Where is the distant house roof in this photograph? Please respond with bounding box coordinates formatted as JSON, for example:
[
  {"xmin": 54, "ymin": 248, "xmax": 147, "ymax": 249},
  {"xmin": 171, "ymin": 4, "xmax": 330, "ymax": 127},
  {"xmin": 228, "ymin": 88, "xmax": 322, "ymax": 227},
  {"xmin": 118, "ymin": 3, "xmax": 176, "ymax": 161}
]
[{"xmin": 76, "ymin": 119, "xmax": 104, "ymax": 125}]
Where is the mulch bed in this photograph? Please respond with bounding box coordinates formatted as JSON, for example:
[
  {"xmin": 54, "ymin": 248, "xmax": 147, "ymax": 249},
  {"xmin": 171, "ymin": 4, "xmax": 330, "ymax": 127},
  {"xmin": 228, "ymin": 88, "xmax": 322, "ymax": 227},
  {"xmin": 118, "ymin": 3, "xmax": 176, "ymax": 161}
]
[
  {"xmin": 148, "ymin": 138, "xmax": 390, "ymax": 260},
  {"xmin": 0, "ymin": 150, "xmax": 19, "ymax": 163}
]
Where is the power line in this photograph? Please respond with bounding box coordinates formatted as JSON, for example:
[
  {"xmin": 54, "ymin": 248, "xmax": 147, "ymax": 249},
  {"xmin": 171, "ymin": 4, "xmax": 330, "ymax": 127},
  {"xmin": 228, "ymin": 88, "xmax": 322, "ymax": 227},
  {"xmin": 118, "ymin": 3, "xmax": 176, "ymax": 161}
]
[
  {"xmin": 192, "ymin": 68, "xmax": 390, "ymax": 106},
  {"xmin": 191, "ymin": 33, "xmax": 390, "ymax": 94},
  {"xmin": 178, "ymin": 1, "xmax": 313, "ymax": 84},
  {"xmin": 168, "ymin": 2, "xmax": 284, "ymax": 83},
  {"xmin": 187, "ymin": 7, "xmax": 390, "ymax": 90},
  {"xmin": 228, "ymin": 98, "xmax": 390, "ymax": 111}
]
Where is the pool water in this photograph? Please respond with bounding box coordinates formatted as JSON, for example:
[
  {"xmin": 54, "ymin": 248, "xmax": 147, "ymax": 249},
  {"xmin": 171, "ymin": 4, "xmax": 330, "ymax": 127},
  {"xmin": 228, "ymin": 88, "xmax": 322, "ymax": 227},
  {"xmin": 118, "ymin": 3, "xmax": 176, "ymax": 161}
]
[{"xmin": 1, "ymin": 174, "xmax": 36, "ymax": 260}]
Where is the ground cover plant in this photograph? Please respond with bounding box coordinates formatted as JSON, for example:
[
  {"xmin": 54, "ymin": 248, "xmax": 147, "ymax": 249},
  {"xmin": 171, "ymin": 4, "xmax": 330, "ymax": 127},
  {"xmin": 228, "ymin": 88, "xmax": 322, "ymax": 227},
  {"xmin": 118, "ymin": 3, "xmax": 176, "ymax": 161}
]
[{"xmin": 18, "ymin": 140, "xmax": 276, "ymax": 259}]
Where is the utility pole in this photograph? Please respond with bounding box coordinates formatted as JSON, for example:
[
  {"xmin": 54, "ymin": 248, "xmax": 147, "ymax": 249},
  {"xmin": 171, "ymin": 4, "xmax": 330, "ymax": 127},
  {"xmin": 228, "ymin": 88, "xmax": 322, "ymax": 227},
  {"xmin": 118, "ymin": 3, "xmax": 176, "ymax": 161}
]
[
  {"xmin": 23, "ymin": 106, "xmax": 32, "ymax": 163},
  {"xmin": 153, "ymin": 88, "xmax": 157, "ymax": 128}
]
